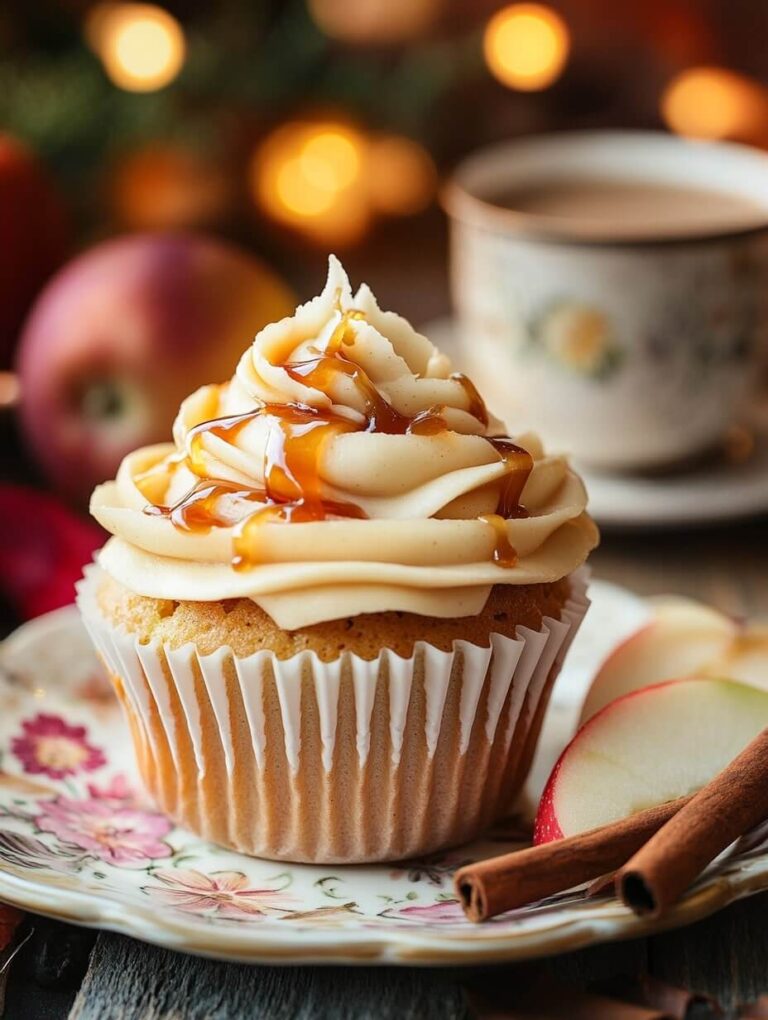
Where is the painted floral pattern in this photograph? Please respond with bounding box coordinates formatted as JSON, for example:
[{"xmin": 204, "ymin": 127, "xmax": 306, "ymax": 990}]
[
  {"xmin": 35, "ymin": 794, "xmax": 173, "ymax": 868},
  {"xmin": 381, "ymin": 899, "xmax": 466, "ymax": 924},
  {"xmin": 143, "ymin": 869, "xmax": 294, "ymax": 919},
  {"xmin": 12, "ymin": 713, "xmax": 105, "ymax": 779},
  {"xmin": 532, "ymin": 301, "xmax": 624, "ymax": 380}
]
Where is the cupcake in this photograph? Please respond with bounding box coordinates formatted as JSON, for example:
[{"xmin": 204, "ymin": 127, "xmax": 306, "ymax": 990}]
[{"xmin": 78, "ymin": 256, "xmax": 598, "ymax": 864}]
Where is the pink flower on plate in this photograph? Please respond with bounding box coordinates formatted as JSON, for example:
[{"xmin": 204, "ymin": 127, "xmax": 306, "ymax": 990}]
[
  {"xmin": 383, "ymin": 899, "xmax": 466, "ymax": 924},
  {"xmin": 86, "ymin": 774, "xmax": 135, "ymax": 803},
  {"xmin": 12, "ymin": 714, "xmax": 106, "ymax": 780},
  {"xmin": 35, "ymin": 795, "xmax": 173, "ymax": 868},
  {"xmin": 143, "ymin": 869, "xmax": 294, "ymax": 920}
]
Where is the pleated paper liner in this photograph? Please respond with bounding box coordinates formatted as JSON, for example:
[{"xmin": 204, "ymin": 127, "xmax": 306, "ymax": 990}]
[{"xmin": 77, "ymin": 565, "xmax": 589, "ymax": 864}]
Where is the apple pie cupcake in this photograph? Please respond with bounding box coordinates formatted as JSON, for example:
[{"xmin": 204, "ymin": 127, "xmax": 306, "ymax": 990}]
[{"xmin": 78, "ymin": 256, "xmax": 597, "ymax": 864}]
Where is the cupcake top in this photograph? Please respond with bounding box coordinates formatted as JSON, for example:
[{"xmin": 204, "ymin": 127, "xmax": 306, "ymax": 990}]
[{"xmin": 91, "ymin": 256, "xmax": 597, "ymax": 629}]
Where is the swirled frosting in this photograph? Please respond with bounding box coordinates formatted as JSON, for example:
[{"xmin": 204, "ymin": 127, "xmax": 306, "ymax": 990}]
[{"xmin": 91, "ymin": 256, "xmax": 597, "ymax": 629}]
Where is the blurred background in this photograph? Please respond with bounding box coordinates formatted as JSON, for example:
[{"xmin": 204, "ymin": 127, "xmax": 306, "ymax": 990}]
[
  {"xmin": 6, "ymin": 0, "xmax": 768, "ymax": 324},
  {"xmin": 3, "ymin": 0, "xmax": 768, "ymax": 622}
]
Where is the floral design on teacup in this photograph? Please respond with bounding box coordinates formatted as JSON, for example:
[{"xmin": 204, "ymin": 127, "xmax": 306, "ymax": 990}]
[
  {"xmin": 533, "ymin": 301, "xmax": 624, "ymax": 381},
  {"xmin": 642, "ymin": 266, "xmax": 756, "ymax": 383}
]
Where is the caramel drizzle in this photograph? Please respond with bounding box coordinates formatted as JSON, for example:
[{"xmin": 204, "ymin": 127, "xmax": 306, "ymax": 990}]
[
  {"xmin": 487, "ymin": 439, "xmax": 532, "ymax": 520},
  {"xmin": 145, "ymin": 479, "xmax": 267, "ymax": 531},
  {"xmin": 453, "ymin": 372, "xmax": 489, "ymax": 428},
  {"xmin": 285, "ymin": 356, "xmax": 447, "ymax": 436},
  {"xmin": 478, "ymin": 513, "xmax": 519, "ymax": 568},
  {"xmin": 143, "ymin": 303, "xmax": 532, "ymax": 569}
]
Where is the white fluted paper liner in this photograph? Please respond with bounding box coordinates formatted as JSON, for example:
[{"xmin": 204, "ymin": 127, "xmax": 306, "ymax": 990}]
[{"xmin": 76, "ymin": 566, "xmax": 589, "ymax": 863}]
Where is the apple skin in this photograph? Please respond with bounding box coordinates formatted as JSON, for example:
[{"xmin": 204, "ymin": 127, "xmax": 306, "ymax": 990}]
[
  {"xmin": 16, "ymin": 232, "xmax": 295, "ymax": 503},
  {"xmin": 533, "ymin": 759, "xmax": 566, "ymax": 844},
  {"xmin": 578, "ymin": 598, "xmax": 738, "ymax": 725},
  {"xmin": 535, "ymin": 677, "xmax": 768, "ymax": 845},
  {"xmin": 0, "ymin": 134, "xmax": 70, "ymax": 366},
  {"xmin": 0, "ymin": 484, "xmax": 104, "ymax": 619}
]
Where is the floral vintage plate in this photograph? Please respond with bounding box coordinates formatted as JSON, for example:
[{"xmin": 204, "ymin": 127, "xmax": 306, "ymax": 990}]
[{"xmin": 1, "ymin": 583, "xmax": 767, "ymax": 966}]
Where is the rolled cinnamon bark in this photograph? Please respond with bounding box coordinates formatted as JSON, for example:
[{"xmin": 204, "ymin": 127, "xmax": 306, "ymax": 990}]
[
  {"xmin": 454, "ymin": 796, "xmax": 690, "ymax": 922},
  {"xmin": 617, "ymin": 728, "xmax": 768, "ymax": 918}
]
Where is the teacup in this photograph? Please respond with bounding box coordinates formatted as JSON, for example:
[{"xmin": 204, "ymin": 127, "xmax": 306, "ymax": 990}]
[{"xmin": 444, "ymin": 131, "xmax": 768, "ymax": 471}]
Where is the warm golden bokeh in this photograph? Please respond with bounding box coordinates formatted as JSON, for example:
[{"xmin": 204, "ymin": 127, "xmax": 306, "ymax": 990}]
[
  {"xmin": 251, "ymin": 122, "xmax": 439, "ymax": 243},
  {"xmin": 251, "ymin": 121, "xmax": 371, "ymax": 245},
  {"xmin": 483, "ymin": 3, "xmax": 570, "ymax": 92},
  {"xmin": 0, "ymin": 371, "xmax": 20, "ymax": 410},
  {"xmin": 661, "ymin": 66, "xmax": 768, "ymax": 142},
  {"xmin": 366, "ymin": 135, "xmax": 437, "ymax": 216},
  {"xmin": 308, "ymin": 0, "xmax": 442, "ymax": 45},
  {"xmin": 87, "ymin": 2, "xmax": 185, "ymax": 93},
  {"xmin": 110, "ymin": 144, "xmax": 233, "ymax": 230},
  {"xmin": 299, "ymin": 129, "xmax": 362, "ymax": 193}
]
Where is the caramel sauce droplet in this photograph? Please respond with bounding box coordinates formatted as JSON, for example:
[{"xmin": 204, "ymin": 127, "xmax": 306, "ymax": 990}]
[
  {"xmin": 488, "ymin": 438, "xmax": 533, "ymax": 518},
  {"xmin": 478, "ymin": 513, "xmax": 519, "ymax": 568},
  {"xmin": 453, "ymin": 372, "xmax": 489, "ymax": 428}
]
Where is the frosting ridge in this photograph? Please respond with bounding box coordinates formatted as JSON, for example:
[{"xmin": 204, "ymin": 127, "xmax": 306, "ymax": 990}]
[{"xmin": 91, "ymin": 256, "xmax": 597, "ymax": 628}]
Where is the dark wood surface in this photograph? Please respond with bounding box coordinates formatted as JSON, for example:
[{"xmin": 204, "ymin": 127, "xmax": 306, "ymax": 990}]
[{"xmin": 2, "ymin": 517, "xmax": 766, "ymax": 1019}]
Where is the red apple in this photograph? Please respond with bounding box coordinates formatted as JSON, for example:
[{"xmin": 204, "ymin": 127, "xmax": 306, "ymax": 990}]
[
  {"xmin": 0, "ymin": 485, "xmax": 105, "ymax": 619},
  {"xmin": 535, "ymin": 678, "xmax": 768, "ymax": 844},
  {"xmin": 0, "ymin": 134, "xmax": 70, "ymax": 365},
  {"xmin": 16, "ymin": 232, "xmax": 295, "ymax": 503}
]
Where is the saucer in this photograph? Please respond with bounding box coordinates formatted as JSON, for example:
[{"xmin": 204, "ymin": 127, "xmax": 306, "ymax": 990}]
[
  {"xmin": 3, "ymin": 584, "xmax": 768, "ymax": 965},
  {"xmin": 579, "ymin": 431, "xmax": 768, "ymax": 529}
]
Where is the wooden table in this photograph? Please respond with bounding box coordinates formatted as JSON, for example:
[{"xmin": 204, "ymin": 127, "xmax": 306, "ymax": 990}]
[{"xmin": 2, "ymin": 517, "xmax": 767, "ymax": 1019}]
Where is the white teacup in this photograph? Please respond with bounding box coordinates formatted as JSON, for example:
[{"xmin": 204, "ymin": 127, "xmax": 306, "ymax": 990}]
[{"xmin": 444, "ymin": 131, "xmax": 768, "ymax": 470}]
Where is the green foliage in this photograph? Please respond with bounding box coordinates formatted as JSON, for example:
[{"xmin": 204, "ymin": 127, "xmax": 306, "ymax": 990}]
[{"xmin": 0, "ymin": 0, "xmax": 479, "ymax": 190}]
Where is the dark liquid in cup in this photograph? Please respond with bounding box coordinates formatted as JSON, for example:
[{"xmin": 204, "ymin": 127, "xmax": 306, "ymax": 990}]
[{"xmin": 492, "ymin": 179, "xmax": 768, "ymax": 239}]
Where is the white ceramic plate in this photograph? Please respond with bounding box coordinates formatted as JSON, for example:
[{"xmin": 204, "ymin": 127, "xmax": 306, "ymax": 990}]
[
  {"xmin": 423, "ymin": 316, "xmax": 768, "ymax": 530},
  {"xmin": 1, "ymin": 585, "xmax": 768, "ymax": 966}
]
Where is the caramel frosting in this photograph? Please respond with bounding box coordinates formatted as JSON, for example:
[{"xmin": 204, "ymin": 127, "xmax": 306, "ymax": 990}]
[{"xmin": 91, "ymin": 257, "xmax": 597, "ymax": 629}]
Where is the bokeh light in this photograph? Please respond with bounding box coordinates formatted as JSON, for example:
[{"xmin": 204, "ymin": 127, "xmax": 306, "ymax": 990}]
[
  {"xmin": 110, "ymin": 144, "xmax": 233, "ymax": 230},
  {"xmin": 0, "ymin": 371, "xmax": 20, "ymax": 410},
  {"xmin": 252, "ymin": 121, "xmax": 440, "ymax": 243},
  {"xmin": 661, "ymin": 67, "xmax": 768, "ymax": 141},
  {"xmin": 308, "ymin": 0, "xmax": 442, "ymax": 45},
  {"xmin": 252, "ymin": 121, "xmax": 370, "ymax": 245},
  {"xmin": 299, "ymin": 129, "xmax": 362, "ymax": 193},
  {"xmin": 87, "ymin": 3, "xmax": 185, "ymax": 93},
  {"xmin": 367, "ymin": 135, "xmax": 437, "ymax": 216},
  {"xmin": 483, "ymin": 3, "xmax": 570, "ymax": 92}
]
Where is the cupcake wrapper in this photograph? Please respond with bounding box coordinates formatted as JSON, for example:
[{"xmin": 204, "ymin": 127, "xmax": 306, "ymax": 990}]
[{"xmin": 77, "ymin": 566, "xmax": 589, "ymax": 863}]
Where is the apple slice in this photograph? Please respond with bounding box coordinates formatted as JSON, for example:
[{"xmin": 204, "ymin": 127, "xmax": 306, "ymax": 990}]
[
  {"xmin": 702, "ymin": 627, "xmax": 768, "ymax": 690},
  {"xmin": 535, "ymin": 677, "xmax": 768, "ymax": 844},
  {"xmin": 578, "ymin": 598, "xmax": 738, "ymax": 725}
]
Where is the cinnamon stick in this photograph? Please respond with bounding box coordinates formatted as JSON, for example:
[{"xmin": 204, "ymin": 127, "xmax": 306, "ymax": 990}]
[
  {"xmin": 617, "ymin": 728, "xmax": 768, "ymax": 918},
  {"xmin": 454, "ymin": 795, "xmax": 691, "ymax": 922}
]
